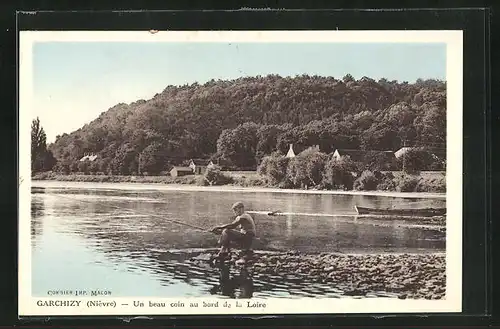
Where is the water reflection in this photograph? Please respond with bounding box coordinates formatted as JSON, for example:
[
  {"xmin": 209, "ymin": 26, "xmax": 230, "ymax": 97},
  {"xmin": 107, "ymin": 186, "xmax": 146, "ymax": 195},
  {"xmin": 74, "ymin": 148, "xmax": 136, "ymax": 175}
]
[
  {"xmin": 30, "ymin": 183, "xmax": 446, "ymax": 298},
  {"xmin": 31, "ymin": 187, "xmax": 45, "ymax": 242},
  {"xmin": 209, "ymin": 264, "xmax": 254, "ymax": 299}
]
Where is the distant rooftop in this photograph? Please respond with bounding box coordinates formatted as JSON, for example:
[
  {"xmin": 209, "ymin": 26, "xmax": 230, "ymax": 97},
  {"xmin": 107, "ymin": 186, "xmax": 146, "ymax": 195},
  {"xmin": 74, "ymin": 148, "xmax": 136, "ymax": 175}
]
[{"xmin": 79, "ymin": 153, "xmax": 98, "ymax": 162}]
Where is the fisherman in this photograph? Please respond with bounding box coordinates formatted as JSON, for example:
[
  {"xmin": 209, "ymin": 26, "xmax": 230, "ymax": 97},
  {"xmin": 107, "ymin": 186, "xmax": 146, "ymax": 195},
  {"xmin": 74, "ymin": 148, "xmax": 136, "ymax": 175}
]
[{"xmin": 211, "ymin": 202, "xmax": 256, "ymax": 260}]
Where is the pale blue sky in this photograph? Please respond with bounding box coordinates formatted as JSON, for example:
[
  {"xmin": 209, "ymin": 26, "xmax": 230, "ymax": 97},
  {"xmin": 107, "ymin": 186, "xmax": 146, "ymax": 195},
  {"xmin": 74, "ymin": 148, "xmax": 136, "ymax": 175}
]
[{"xmin": 32, "ymin": 42, "xmax": 446, "ymax": 142}]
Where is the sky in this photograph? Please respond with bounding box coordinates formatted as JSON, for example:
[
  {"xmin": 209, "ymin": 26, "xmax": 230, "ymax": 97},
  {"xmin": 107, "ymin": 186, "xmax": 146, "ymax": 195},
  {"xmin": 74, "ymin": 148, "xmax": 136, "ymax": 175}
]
[{"xmin": 32, "ymin": 42, "xmax": 446, "ymax": 143}]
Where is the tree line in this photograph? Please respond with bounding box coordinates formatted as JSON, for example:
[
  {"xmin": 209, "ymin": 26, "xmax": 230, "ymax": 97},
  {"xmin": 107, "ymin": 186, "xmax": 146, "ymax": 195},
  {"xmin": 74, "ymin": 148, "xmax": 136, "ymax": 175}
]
[
  {"xmin": 256, "ymin": 147, "xmax": 445, "ymax": 192},
  {"xmin": 34, "ymin": 74, "xmax": 446, "ymax": 175}
]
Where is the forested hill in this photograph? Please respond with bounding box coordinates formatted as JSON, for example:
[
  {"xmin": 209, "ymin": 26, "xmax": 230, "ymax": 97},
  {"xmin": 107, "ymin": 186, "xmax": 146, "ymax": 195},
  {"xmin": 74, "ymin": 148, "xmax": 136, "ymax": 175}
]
[{"xmin": 49, "ymin": 74, "xmax": 446, "ymax": 174}]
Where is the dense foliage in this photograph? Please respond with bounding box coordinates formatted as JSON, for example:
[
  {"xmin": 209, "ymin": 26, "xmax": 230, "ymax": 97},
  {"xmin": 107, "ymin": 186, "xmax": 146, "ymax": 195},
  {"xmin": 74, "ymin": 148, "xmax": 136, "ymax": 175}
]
[
  {"xmin": 48, "ymin": 75, "xmax": 446, "ymax": 174},
  {"xmin": 257, "ymin": 150, "xmax": 445, "ymax": 193}
]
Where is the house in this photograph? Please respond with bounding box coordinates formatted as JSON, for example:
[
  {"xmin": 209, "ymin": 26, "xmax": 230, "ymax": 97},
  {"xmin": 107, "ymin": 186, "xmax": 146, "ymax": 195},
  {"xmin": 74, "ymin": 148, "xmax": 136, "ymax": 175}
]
[
  {"xmin": 188, "ymin": 159, "xmax": 212, "ymax": 175},
  {"xmin": 395, "ymin": 147, "xmax": 446, "ymax": 161},
  {"xmin": 209, "ymin": 158, "xmax": 232, "ymax": 170},
  {"xmin": 286, "ymin": 144, "xmax": 296, "ymax": 158},
  {"xmin": 170, "ymin": 166, "xmax": 194, "ymax": 178},
  {"xmin": 333, "ymin": 149, "xmax": 396, "ymax": 163},
  {"xmin": 332, "ymin": 149, "xmax": 366, "ymax": 162},
  {"xmin": 394, "ymin": 147, "xmax": 413, "ymax": 159},
  {"xmin": 79, "ymin": 153, "xmax": 98, "ymax": 162}
]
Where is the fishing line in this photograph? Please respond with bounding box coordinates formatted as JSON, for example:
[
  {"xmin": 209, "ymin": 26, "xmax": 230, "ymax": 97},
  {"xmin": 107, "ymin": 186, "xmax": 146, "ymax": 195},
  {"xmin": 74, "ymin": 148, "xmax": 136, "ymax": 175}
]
[
  {"xmin": 47, "ymin": 193, "xmax": 272, "ymax": 244},
  {"xmin": 49, "ymin": 193, "xmax": 213, "ymax": 233},
  {"xmin": 247, "ymin": 210, "xmax": 445, "ymax": 221},
  {"xmin": 48, "ymin": 193, "xmax": 442, "ymax": 224}
]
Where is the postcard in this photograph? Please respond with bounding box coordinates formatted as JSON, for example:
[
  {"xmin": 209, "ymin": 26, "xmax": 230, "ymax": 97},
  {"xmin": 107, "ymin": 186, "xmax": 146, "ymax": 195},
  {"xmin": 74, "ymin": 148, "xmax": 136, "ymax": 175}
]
[{"xmin": 19, "ymin": 30, "xmax": 463, "ymax": 316}]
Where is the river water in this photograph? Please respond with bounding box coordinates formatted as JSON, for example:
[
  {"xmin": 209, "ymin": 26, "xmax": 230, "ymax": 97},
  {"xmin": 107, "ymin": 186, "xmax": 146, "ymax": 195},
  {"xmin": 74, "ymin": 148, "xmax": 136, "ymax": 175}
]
[{"xmin": 30, "ymin": 181, "xmax": 446, "ymax": 298}]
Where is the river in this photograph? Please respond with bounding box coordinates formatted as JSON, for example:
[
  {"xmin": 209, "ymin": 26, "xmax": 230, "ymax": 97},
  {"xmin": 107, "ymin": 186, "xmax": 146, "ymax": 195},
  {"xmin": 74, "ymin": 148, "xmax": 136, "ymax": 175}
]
[{"xmin": 30, "ymin": 181, "xmax": 446, "ymax": 299}]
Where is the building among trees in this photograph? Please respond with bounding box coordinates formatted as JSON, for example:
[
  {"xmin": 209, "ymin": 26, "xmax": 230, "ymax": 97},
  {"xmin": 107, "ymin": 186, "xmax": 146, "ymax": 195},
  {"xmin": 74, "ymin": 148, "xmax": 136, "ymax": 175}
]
[
  {"xmin": 394, "ymin": 147, "xmax": 413, "ymax": 159},
  {"xmin": 333, "ymin": 149, "xmax": 395, "ymax": 162},
  {"xmin": 169, "ymin": 166, "xmax": 194, "ymax": 177},
  {"xmin": 188, "ymin": 159, "xmax": 213, "ymax": 175},
  {"xmin": 79, "ymin": 153, "xmax": 98, "ymax": 162}
]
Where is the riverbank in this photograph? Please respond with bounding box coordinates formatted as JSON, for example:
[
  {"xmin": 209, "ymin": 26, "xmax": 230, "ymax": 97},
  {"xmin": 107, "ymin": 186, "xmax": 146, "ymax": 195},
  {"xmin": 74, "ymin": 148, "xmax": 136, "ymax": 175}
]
[
  {"xmin": 30, "ymin": 179, "xmax": 446, "ymax": 199},
  {"xmin": 188, "ymin": 251, "xmax": 446, "ymax": 300}
]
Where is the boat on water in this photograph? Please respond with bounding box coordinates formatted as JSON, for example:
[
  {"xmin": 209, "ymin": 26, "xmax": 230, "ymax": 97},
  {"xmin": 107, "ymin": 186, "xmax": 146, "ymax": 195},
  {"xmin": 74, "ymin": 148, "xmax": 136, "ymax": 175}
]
[{"xmin": 354, "ymin": 205, "xmax": 446, "ymax": 217}]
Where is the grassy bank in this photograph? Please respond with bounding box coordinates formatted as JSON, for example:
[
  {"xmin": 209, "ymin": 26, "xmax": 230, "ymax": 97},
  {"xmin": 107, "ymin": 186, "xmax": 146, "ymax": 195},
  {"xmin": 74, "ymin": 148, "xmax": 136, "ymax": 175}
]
[
  {"xmin": 32, "ymin": 171, "xmax": 199, "ymax": 184},
  {"xmin": 32, "ymin": 170, "xmax": 445, "ymax": 194}
]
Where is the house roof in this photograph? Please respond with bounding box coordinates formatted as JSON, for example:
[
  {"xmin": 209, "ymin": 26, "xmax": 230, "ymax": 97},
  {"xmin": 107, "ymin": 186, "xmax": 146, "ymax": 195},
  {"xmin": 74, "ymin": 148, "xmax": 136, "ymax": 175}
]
[
  {"xmin": 189, "ymin": 159, "xmax": 211, "ymax": 166},
  {"xmin": 79, "ymin": 154, "xmax": 98, "ymax": 162},
  {"xmin": 394, "ymin": 147, "xmax": 413, "ymax": 158},
  {"xmin": 210, "ymin": 158, "xmax": 232, "ymax": 167},
  {"xmin": 171, "ymin": 166, "xmax": 193, "ymax": 172}
]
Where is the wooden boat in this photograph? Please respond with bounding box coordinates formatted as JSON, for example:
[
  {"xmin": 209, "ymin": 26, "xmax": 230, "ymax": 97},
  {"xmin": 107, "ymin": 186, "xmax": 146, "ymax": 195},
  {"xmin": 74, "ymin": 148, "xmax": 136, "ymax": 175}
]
[{"xmin": 354, "ymin": 205, "xmax": 446, "ymax": 217}]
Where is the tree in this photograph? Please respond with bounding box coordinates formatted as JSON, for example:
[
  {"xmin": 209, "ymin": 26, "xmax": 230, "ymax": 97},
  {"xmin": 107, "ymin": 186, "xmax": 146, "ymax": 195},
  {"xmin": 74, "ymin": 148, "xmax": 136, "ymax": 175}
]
[
  {"xmin": 363, "ymin": 152, "xmax": 398, "ymax": 171},
  {"xmin": 216, "ymin": 122, "xmax": 259, "ymax": 169},
  {"xmin": 257, "ymin": 152, "xmax": 290, "ymax": 186},
  {"xmin": 138, "ymin": 142, "xmax": 168, "ymax": 175},
  {"xmin": 343, "ymin": 74, "xmax": 355, "ymax": 83},
  {"xmin": 202, "ymin": 166, "xmax": 233, "ymax": 186},
  {"xmin": 45, "ymin": 74, "xmax": 446, "ymax": 174},
  {"xmin": 398, "ymin": 148, "xmax": 435, "ymax": 174},
  {"xmin": 322, "ymin": 156, "xmax": 356, "ymax": 190},
  {"xmin": 109, "ymin": 143, "xmax": 138, "ymax": 175},
  {"xmin": 353, "ymin": 170, "xmax": 379, "ymax": 191},
  {"xmin": 286, "ymin": 147, "xmax": 328, "ymax": 188},
  {"xmin": 31, "ymin": 117, "xmax": 56, "ymax": 173},
  {"xmin": 256, "ymin": 124, "xmax": 288, "ymax": 159},
  {"xmin": 77, "ymin": 160, "xmax": 90, "ymax": 174}
]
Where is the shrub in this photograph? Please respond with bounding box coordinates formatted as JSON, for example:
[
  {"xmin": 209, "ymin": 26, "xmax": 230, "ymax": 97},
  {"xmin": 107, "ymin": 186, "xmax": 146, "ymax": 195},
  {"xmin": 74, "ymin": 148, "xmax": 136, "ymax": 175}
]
[
  {"xmin": 202, "ymin": 166, "xmax": 234, "ymax": 186},
  {"xmin": 175, "ymin": 175, "xmax": 197, "ymax": 185},
  {"xmin": 286, "ymin": 157, "xmax": 308, "ymax": 188},
  {"xmin": 257, "ymin": 156, "xmax": 269, "ymax": 176},
  {"xmin": 32, "ymin": 171, "xmax": 56, "ymax": 180},
  {"xmin": 397, "ymin": 148, "xmax": 437, "ymax": 173},
  {"xmin": 353, "ymin": 170, "xmax": 379, "ymax": 191},
  {"xmin": 286, "ymin": 147, "xmax": 328, "ymax": 188},
  {"xmin": 395, "ymin": 174, "xmax": 419, "ymax": 192},
  {"xmin": 415, "ymin": 175, "xmax": 446, "ymax": 192},
  {"xmin": 375, "ymin": 171, "xmax": 397, "ymax": 191},
  {"xmin": 258, "ymin": 153, "xmax": 290, "ymax": 186},
  {"xmin": 322, "ymin": 156, "xmax": 356, "ymax": 190},
  {"xmin": 363, "ymin": 152, "xmax": 399, "ymax": 171},
  {"xmin": 234, "ymin": 175, "xmax": 268, "ymax": 187},
  {"xmin": 196, "ymin": 175, "xmax": 209, "ymax": 186}
]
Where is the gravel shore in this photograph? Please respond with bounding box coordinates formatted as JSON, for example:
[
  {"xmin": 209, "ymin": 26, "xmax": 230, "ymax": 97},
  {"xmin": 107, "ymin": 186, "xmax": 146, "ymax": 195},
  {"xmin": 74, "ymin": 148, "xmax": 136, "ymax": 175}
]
[{"xmin": 192, "ymin": 251, "xmax": 446, "ymax": 300}]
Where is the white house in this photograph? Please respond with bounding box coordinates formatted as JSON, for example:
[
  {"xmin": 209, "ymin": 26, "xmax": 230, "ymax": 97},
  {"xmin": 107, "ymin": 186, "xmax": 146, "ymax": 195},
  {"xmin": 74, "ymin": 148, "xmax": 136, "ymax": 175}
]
[
  {"xmin": 394, "ymin": 147, "xmax": 413, "ymax": 159},
  {"xmin": 188, "ymin": 159, "xmax": 213, "ymax": 175}
]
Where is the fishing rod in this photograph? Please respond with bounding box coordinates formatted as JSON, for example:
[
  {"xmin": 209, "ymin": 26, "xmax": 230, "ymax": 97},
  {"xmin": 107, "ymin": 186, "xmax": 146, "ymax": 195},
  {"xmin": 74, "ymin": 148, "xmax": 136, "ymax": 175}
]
[
  {"xmin": 44, "ymin": 193, "xmax": 355, "ymax": 253},
  {"xmin": 48, "ymin": 193, "xmax": 272, "ymax": 242}
]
